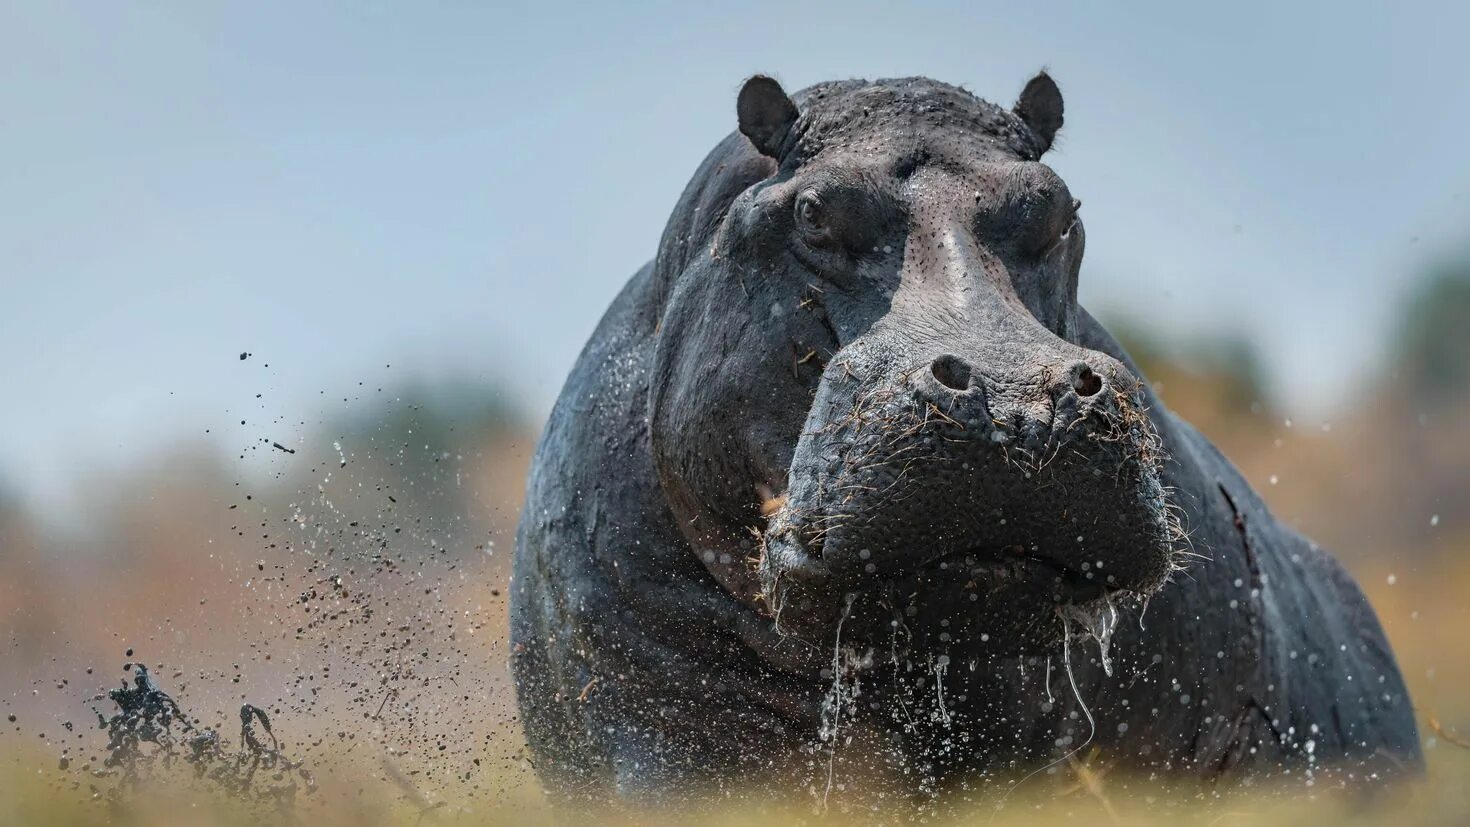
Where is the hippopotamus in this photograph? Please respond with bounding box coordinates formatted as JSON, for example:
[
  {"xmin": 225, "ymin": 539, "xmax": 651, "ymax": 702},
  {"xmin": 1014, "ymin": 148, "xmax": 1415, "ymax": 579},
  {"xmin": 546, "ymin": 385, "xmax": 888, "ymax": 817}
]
[{"xmin": 510, "ymin": 73, "xmax": 1420, "ymax": 807}]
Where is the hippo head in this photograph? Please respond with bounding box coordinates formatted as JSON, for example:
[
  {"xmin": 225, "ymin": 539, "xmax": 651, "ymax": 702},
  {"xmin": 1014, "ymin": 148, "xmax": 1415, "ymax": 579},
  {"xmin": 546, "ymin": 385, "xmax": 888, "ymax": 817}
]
[{"xmin": 648, "ymin": 75, "xmax": 1179, "ymax": 661}]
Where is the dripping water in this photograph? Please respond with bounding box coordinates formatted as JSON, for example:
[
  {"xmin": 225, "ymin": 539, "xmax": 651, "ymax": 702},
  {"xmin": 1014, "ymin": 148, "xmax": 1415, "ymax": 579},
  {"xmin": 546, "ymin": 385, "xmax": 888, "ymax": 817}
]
[
  {"xmin": 932, "ymin": 654, "xmax": 952, "ymax": 726},
  {"xmin": 1059, "ymin": 593, "xmax": 1121, "ymax": 676},
  {"xmin": 990, "ymin": 612, "xmax": 1099, "ymax": 821},
  {"xmin": 819, "ymin": 592, "xmax": 858, "ymax": 812}
]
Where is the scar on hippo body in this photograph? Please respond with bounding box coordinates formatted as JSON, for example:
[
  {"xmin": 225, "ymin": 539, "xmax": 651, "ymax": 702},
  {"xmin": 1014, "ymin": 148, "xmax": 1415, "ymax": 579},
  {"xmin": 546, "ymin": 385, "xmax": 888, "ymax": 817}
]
[{"xmin": 510, "ymin": 72, "xmax": 1421, "ymax": 809}]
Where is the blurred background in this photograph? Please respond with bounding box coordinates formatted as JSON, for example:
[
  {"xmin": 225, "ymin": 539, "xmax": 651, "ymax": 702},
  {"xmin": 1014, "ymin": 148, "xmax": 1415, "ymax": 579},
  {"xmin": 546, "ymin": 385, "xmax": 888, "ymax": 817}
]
[{"xmin": 2, "ymin": 0, "xmax": 1468, "ymax": 820}]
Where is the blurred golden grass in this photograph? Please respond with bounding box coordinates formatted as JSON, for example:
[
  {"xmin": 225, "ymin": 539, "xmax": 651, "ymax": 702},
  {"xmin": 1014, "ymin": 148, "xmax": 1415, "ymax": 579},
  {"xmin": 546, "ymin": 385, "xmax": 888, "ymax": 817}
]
[
  {"xmin": 3, "ymin": 742, "xmax": 1469, "ymax": 826},
  {"xmin": 1357, "ymin": 539, "xmax": 1470, "ymax": 733}
]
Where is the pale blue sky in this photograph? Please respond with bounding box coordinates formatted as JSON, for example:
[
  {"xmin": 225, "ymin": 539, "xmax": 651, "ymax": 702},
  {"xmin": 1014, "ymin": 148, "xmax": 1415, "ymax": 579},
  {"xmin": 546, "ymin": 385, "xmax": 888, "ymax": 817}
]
[{"xmin": 2, "ymin": 1, "xmax": 1468, "ymax": 515}]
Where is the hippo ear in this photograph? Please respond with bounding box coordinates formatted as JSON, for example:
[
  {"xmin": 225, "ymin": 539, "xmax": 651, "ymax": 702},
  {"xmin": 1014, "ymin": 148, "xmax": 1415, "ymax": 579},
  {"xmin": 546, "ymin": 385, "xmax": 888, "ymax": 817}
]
[
  {"xmin": 1013, "ymin": 71, "xmax": 1064, "ymax": 154},
  {"xmin": 737, "ymin": 75, "xmax": 799, "ymax": 158}
]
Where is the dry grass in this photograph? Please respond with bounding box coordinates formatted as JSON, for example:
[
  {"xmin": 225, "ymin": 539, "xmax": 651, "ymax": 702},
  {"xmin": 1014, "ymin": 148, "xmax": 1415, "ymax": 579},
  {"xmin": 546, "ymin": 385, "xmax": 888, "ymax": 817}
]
[{"xmin": 3, "ymin": 744, "xmax": 1468, "ymax": 826}]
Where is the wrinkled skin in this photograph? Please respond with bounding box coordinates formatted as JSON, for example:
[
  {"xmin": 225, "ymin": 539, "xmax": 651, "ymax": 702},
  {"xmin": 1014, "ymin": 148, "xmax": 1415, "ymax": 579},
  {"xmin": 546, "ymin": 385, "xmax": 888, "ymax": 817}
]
[{"xmin": 510, "ymin": 75, "xmax": 1420, "ymax": 809}]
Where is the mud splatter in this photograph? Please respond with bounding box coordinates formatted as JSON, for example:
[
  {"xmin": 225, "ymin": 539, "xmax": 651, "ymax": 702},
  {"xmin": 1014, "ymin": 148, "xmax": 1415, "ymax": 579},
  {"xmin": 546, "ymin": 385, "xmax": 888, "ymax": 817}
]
[
  {"xmin": 2, "ymin": 377, "xmax": 530, "ymax": 819},
  {"xmin": 90, "ymin": 661, "xmax": 314, "ymax": 814}
]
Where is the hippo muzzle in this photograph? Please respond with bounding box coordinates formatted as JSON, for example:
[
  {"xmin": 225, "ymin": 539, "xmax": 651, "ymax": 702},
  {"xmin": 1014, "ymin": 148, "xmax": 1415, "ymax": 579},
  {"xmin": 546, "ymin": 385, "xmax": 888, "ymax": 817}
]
[{"xmin": 759, "ymin": 257, "xmax": 1178, "ymax": 659}]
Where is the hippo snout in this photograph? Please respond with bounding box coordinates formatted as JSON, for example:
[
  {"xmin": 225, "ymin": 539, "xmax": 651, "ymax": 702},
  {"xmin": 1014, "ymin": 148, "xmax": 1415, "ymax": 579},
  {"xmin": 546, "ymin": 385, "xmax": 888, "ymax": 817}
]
[{"xmin": 757, "ymin": 341, "xmax": 1173, "ymax": 653}]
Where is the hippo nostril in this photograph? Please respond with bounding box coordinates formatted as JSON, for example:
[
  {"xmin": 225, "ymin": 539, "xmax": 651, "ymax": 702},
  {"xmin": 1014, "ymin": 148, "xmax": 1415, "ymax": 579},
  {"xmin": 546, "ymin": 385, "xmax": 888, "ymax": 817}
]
[
  {"xmin": 1073, "ymin": 365, "xmax": 1104, "ymax": 397},
  {"xmin": 930, "ymin": 354, "xmax": 973, "ymax": 391}
]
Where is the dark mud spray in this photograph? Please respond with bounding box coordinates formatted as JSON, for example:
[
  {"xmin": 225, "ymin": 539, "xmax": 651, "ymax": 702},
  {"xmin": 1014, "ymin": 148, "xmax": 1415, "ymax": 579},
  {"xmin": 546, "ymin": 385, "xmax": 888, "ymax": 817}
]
[
  {"xmin": 2, "ymin": 359, "xmax": 529, "ymax": 820},
  {"xmin": 91, "ymin": 660, "xmax": 313, "ymax": 814}
]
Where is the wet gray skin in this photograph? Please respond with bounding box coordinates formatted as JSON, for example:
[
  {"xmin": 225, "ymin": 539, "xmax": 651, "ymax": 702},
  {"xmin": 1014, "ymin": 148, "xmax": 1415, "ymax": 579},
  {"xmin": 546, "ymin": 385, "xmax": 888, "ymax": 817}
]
[{"xmin": 510, "ymin": 74, "xmax": 1421, "ymax": 808}]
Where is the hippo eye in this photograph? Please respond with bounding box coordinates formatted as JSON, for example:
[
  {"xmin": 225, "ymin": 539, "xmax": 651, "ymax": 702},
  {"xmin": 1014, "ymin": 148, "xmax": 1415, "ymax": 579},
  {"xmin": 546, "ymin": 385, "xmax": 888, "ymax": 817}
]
[
  {"xmin": 1041, "ymin": 199, "xmax": 1082, "ymax": 256},
  {"xmin": 794, "ymin": 190, "xmax": 834, "ymax": 245},
  {"xmin": 1061, "ymin": 199, "xmax": 1081, "ymax": 236}
]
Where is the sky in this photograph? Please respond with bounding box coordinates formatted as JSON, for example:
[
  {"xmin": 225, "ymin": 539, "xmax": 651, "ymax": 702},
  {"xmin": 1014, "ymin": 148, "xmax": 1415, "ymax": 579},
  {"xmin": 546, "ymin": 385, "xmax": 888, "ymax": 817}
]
[{"xmin": 2, "ymin": 1, "xmax": 1468, "ymax": 516}]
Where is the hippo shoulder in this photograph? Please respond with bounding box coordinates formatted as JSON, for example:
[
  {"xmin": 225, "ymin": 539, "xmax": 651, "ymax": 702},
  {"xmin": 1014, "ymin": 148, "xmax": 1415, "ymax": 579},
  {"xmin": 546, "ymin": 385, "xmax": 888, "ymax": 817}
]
[{"xmin": 1075, "ymin": 307, "xmax": 1420, "ymax": 771}]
